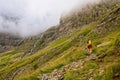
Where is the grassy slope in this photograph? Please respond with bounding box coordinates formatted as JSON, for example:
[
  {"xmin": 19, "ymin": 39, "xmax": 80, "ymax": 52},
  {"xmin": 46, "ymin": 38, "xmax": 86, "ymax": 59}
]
[{"xmin": 0, "ymin": 2, "xmax": 120, "ymax": 80}]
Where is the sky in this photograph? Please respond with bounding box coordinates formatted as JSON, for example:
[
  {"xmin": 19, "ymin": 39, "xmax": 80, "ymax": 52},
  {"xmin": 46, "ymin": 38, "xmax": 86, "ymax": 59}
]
[{"xmin": 0, "ymin": 0, "xmax": 100, "ymax": 37}]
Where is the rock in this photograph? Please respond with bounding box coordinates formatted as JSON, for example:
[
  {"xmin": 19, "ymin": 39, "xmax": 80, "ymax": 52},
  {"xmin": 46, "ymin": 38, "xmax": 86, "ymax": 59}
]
[
  {"xmin": 97, "ymin": 42, "xmax": 111, "ymax": 48},
  {"xmin": 97, "ymin": 59, "xmax": 103, "ymax": 62},
  {"xmin": 89, "ymin": 77, "xmax": 94, "ymax": 80},
  {"xmin": 98, "ymin": 53, "xmax": 106, "ymax": 59},
  {"xmin": 0, "ymin": 33, "xmax": 23, "ymax": 52},
  {"xmin": 99, "ymin": 68, "xmax": 104, "ymax": 76}
]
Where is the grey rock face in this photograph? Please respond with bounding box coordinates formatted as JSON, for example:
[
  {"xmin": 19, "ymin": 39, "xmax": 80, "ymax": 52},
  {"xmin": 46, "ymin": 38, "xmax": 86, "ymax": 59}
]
[{"xmin": 0, "ymin": 33, "xmax": 23, "ymax": 52}]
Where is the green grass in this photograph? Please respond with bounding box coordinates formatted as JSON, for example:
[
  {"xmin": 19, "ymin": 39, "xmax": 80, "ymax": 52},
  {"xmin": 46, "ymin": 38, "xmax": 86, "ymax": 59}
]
[
  {"xmin": 0, "ymin": 23, "xmax": 119, "ymax": 80},
  {"xmin": 84, "ymin": 61, "xmax": 98, "ymax": 70},
  {"xmin": 64, "ymin": 61, "xmax": 98, "ymax": 80},
  {"xmin": 13, "ymin": 22, "xmax": 97, "ymax": 79},
  {"xmin": 40, "ymin": 47, "xmax": 87, "ymax": 73},
  {"xmin": 64, "ymin": 70, "xmax": 82, "ymax": 80},
  {"xmin": 102, "ymin": 62, "xmax": 120, "ymax": 80},
  {"xmin": 0, "ymin": 23, "xmax": 90, "ymax": 79}
]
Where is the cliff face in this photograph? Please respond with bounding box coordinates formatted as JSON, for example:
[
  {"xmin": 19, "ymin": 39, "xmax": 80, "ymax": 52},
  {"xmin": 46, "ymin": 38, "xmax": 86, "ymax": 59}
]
[
  {"xmin": 0, "ymin": 33, "xmax": 23, "ymax": 52},
  {"xmin": 59, "ymin": 0, "xmax": 120, "ymax": 32}
]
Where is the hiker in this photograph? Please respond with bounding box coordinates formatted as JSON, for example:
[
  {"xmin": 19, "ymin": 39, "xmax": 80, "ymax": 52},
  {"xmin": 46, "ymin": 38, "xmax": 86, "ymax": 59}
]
[{"xmin": 87, "ymin": 40, "xmax": 92, "ymax": 54}]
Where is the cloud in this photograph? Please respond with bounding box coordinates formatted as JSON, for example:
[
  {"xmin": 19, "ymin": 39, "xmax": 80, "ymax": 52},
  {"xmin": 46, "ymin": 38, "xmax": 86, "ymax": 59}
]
[{"xmin": 0, "ymin": 0, "xmax": 100, "ymax": 37}]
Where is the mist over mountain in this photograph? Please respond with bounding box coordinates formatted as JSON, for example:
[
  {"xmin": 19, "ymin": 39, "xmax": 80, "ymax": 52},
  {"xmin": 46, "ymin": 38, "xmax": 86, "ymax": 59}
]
[{"xmin": 0, "ymin": 0, "xmax": 100, "ymax": 37}]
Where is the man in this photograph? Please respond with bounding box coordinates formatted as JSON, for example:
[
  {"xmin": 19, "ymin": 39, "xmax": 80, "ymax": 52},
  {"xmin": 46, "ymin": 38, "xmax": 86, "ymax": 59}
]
[{"xmin": 87, "ymin": 40, "xmax": 92, "ymax": 54}]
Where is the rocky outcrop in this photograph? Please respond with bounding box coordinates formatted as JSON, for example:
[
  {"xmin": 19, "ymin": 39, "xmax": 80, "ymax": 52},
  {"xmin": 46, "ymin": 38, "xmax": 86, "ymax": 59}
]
[
  {"xmin": 59, "ymin": 0, "xmax": 120, "ymax": 32},
  {"xmin": 0, "ymin": 33, "xmax": 23, "ymax": 52}
]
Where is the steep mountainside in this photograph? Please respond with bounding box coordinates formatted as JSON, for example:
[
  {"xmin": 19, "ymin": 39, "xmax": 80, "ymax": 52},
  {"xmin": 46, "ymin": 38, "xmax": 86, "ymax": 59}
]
[
  {"xmin": 0, "ymin": 0, "xmax": 120, "ymax": 80},
  {"xmin": 0, "ymin": 33, "xmax": 23, "ymax": 53}
]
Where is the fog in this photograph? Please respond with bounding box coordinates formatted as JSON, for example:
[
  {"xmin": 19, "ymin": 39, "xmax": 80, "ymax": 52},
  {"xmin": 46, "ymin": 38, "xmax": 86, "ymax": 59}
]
[{"xmin": 0, "ymin": 0, "xmax": 100, "ymax": 37}]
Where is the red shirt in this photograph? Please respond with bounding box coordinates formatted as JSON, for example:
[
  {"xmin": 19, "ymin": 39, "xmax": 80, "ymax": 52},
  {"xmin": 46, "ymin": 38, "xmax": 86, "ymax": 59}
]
[{"xmin": 87, "ymin": 44, "xmax": 92, "ymax": 49}]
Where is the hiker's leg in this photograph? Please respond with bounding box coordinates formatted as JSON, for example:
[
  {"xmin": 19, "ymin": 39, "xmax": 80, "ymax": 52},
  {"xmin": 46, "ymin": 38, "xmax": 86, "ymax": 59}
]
[
  {"xmin": 88, "ymin": 48, "xmax": 90, "ymax": 54},
  {"xmin": 87, "ymin": 48, "xmax": 89, "ymax": 53},
  {"xmin": 90, "ymin": 48, "xmax": 92, "ymax": 53}
]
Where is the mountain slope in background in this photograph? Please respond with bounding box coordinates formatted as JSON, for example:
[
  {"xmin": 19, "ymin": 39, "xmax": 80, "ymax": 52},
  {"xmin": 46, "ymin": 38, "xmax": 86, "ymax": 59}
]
[
  {"xmin": 0, "ymin": 33, "xmax": 23, "ymax": 53},
  {"xmin": 0, "ymin": 0, "xmax": 120, "ymax": 80}
]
